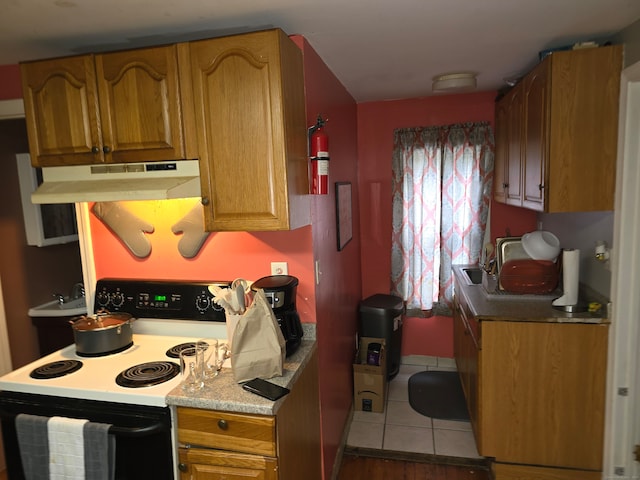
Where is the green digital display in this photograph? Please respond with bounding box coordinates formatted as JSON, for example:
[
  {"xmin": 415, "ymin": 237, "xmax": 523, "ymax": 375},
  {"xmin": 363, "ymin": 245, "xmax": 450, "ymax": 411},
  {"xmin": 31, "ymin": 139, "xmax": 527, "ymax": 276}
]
[{"xmin": 154, "ymin": 294, "xmax": 167, "ymax": 302}]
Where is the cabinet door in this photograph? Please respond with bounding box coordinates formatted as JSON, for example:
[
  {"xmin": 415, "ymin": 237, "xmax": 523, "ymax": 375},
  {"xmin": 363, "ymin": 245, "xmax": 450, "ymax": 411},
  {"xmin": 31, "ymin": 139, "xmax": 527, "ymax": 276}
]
[
  {"xmin": 189, "ymin": 29, "xmax": 308, "ymax": 231},
  {"xmin": 479, "ymin": 321, "xmax": 608, "ymax": 470},
  {"xmin": 96, "ymin": 45, "xmax": 196, "ymax": 163},
  {"xmin": 522, "ymin": 60, "xmax": 549, "ymax": 211},
  {"xmin": 493, "ymin": 100, "xmax": 509, "ymax": 204},
  {"xmin": 179, "ymin": 448, "xmax": 278, "ymax": 480},
  {"xmin": 505, "ymin": 87, "xmax": 523, "ymax": 206},
  {"xmin": 453, "ymin": 296, "xmax": 478, "ymax": 435},
  {"xmin": 21, "ymin": 55, "xmax": 104, "ymax": 166},
  {"xmin": 545, "ymin": 45, "xmax": 622, "ymax": 212}
]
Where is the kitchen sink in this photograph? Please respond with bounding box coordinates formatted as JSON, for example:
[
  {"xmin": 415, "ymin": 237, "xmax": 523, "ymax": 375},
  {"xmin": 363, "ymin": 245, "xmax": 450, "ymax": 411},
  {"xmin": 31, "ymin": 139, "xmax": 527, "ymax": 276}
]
[
  {"xmin": 460, "ymin": 266, "xmax": 559, "ymax": 301},
  {"xmin": 28, "ymin": 297, "xmax": 87, "ymax": 317},
  {"xmin": 462, "ymin": 267, "xmax": 483, "ymax": 285}
]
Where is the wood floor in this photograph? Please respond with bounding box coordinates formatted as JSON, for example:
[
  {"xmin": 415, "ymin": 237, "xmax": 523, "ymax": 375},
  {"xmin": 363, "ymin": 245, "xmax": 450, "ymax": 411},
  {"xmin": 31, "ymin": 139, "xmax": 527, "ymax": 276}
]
[
  {"xmin": 1, "ymin": 456, "xmax": 492, "ymax": 480},
  {"xmin": 338, "ymin": 454, "xmax": 491, "ymax": 480}
]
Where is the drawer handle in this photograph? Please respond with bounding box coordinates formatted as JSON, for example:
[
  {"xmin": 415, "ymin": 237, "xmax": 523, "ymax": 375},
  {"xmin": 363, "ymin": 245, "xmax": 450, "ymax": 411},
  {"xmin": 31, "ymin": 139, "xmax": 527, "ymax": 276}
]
[
  {"xmin": 217, "ymin": 419, "xmax": 228, "ymax": 430},
  {"xmin": 178, "ymin": 463, "xmax": 188, "ymax": 473}
]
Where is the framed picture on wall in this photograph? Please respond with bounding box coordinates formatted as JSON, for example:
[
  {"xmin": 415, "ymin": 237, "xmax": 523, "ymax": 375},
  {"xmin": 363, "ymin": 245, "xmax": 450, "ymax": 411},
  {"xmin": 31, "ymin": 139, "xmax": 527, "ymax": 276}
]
[{"xmin": 335, "ymin": 182, "xmax": 352, "ymax": 251}]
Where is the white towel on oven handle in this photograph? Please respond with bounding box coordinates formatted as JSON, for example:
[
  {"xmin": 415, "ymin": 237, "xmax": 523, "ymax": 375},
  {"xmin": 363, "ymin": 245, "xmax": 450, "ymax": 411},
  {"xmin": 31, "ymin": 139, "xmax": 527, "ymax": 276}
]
[{"xmin": 48, "ymin": 416, "xmax": 89, "ymax": 480}]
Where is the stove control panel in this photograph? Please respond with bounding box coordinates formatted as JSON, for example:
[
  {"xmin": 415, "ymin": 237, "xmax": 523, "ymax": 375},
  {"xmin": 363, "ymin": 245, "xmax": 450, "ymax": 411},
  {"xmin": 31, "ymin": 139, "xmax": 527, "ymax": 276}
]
[{"xmin": 94, "ymin": 279, "xmax": 230, "ymax": 321}]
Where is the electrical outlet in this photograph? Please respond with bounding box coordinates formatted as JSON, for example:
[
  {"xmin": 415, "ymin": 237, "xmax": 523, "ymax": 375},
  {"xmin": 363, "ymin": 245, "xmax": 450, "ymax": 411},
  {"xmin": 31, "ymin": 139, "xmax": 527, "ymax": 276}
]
[{"xmin": 271, "ymin": 262, "xmax": 288, "ymax": 275}]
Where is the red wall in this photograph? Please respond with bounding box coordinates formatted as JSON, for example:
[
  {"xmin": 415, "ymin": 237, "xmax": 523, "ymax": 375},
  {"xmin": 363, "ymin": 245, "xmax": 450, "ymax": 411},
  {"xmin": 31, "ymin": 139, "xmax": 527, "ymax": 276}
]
[
  {"xmin": 87, "ymin": 35, "xmax": 362, "ymax": 479},
  {"xmin": 356, "ymin": 93, "xmax": 536, "ymax": 358},
  {"xmin": 88, "ymin": 200, "xmax": 317, "ymax": 322},
  {"xmin": 0, "ymin": 65, "xmax": 21, "ymax": 100},
  {"xmin": 291, "ymin": 35, "xmax": 361, "ymax": 480}
]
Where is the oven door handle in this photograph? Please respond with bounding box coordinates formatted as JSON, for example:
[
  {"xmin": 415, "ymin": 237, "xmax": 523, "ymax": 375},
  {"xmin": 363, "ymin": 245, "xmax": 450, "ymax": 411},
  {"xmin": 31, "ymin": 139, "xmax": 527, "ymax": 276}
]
[{"xmin": 109, "ymin": 421, "xmax": 167, "ymax": 437}]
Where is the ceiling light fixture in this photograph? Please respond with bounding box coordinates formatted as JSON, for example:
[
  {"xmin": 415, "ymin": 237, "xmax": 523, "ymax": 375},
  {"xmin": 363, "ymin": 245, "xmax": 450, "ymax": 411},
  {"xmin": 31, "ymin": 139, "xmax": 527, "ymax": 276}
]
[{"xmin": 432, "ymin": 73, "xmax": 477, "ymax": 92}]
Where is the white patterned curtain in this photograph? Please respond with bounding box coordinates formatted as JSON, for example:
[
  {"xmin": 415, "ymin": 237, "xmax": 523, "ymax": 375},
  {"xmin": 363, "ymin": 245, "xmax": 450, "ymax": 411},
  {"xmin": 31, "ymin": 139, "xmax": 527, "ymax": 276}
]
[{"xmin": 391, "ymin": 122, "xmax": 494, "ymax": 311}]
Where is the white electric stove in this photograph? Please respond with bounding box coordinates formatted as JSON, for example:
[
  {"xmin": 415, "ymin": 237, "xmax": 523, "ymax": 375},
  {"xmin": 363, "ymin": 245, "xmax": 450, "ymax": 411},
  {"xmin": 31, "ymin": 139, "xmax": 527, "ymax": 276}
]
[
  {"xmin": 0, "ymin": 278, "xmax": 232, "ymax": 480},
  {"xmin": 0, "ymin": 329, "xmax": 226, "ymax": 407}
]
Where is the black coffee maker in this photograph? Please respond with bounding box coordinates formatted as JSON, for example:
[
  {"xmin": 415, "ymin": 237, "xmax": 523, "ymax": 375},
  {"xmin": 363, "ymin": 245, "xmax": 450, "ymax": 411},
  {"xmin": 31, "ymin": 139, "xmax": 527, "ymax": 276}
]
[{"xmin": 251, "ymin": 275, "xmax": 303, "ymax": 356}]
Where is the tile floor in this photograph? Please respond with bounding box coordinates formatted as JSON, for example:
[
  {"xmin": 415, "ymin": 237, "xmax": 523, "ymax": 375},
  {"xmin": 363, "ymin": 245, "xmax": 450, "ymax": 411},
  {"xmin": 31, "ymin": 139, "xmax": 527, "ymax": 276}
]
[{"xmin": 346, "ymin": 357, "xmax": 483, "ymax": 460}]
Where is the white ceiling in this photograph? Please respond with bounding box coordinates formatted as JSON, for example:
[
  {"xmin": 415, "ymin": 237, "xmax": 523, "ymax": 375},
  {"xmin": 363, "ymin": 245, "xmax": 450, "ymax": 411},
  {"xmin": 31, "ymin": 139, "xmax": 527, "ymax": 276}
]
[{"xmin": 2, "ymin": 0, "xmax": 640, "ymax": 102}]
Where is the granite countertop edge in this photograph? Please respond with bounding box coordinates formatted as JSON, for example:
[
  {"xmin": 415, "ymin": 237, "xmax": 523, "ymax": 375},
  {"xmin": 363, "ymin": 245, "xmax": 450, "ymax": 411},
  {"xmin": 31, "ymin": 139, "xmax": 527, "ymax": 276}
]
[
  {"xmin": 453, "ymin": 265, "xmax": 609, "ymax": 324},
  {"xmin": 166, "ymin": 323, "xmax": 317, "ymax": 415}
]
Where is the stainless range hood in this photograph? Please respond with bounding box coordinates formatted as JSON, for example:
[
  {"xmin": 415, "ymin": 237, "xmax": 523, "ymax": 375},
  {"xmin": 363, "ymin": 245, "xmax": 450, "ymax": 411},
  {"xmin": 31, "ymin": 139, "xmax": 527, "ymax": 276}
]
[{"xmin": 31, "ymin": 160, "xmax": 202, "ymax": 204}]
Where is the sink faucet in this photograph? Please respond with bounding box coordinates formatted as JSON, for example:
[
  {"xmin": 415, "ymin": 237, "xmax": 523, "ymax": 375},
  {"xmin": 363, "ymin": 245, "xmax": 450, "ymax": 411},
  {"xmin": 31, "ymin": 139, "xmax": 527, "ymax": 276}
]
[
  {"xmin": 53, "ymin": 293, "xmax": 66, "ymax": 305},
  {"xmin": 71, "ymin": 282, "xmax": 85, "ymax": 300}
]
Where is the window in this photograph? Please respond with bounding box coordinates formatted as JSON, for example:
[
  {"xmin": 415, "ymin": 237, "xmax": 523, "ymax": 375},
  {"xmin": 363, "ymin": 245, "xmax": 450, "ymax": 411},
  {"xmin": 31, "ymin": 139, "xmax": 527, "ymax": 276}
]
[{"xmin": 391, "ymin": 122, "xmax": 494, "ymax": 312}]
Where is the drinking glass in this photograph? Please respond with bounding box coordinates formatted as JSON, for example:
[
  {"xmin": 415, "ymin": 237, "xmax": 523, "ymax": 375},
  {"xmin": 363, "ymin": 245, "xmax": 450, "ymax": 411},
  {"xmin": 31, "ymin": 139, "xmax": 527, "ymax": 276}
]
[
  {"xmin": 179, "ymin": 347, "xmax": 204, "ymax": 393},
  {"xmin": 197, "ymin": 339, "xmax": 230, "ymax": 381}
]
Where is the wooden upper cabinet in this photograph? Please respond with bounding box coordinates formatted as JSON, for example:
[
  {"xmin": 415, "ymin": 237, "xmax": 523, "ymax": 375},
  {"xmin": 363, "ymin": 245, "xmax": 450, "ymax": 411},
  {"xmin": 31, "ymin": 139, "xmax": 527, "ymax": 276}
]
[
  {"xmin": 494, "ymin": 45, "xmax": 622, "ymax": 212},
  {"xmin": 95, "ymin": 45, "xmax": 197, "ymax": 163},
  {"xmin": 545, "ymin": 45, "xmax": 621, "ymax": 212},
  {"xmin": 522, "ymin": 59, "xmax": 549, "ymax": 211},
  {"xmin": 21, "ymin": 45, "xmax": 196, "ymax": 167},
  {"xmin": 505, "ymin": 87, "xmax": 523, "ymax": 206},
  {"xmin": 493, "ymin": 100, "xmax": 508, "ymax": 203},
  {"xmin": 187, "ymin": 29, "xmax": 310, "ymax": 232},
  {"xmin": 494, "ymin": 87, "xmax": 523, "ymax": 206},
  {"xmin": 21, "ymin": 55, "xmax": 102, "ymax": 166}
]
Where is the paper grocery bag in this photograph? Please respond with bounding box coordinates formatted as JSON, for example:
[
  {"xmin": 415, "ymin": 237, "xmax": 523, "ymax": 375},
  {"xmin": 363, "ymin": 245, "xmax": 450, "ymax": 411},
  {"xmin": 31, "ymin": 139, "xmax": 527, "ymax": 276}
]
[
  {"xmin": 225, "ymin": 313, "xmax": 240, "ymax": 351},
  {"xmin": 230, "ymin": 289, "xmax": 286, "ymax": 383}
]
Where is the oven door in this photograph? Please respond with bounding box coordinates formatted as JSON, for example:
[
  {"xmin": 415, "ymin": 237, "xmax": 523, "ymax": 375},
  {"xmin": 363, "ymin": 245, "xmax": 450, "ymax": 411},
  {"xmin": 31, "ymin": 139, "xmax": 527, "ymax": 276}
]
[{"xmin": 0, "ymin": 391, "xmax": 174, "ymax": 479}]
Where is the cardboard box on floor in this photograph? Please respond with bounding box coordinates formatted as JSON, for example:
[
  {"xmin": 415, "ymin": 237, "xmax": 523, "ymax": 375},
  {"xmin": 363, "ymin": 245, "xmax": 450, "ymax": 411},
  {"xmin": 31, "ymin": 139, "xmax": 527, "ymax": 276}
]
[{"xmin": 353, "ymin": 337, "xmax": 387, "ymax": 412}]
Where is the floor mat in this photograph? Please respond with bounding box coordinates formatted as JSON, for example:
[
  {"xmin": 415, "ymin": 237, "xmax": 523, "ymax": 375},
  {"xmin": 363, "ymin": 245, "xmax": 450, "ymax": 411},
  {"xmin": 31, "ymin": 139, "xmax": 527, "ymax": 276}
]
[{"xmin": 408, "ymin": 371, "xmax": 470, "ymax": 421}]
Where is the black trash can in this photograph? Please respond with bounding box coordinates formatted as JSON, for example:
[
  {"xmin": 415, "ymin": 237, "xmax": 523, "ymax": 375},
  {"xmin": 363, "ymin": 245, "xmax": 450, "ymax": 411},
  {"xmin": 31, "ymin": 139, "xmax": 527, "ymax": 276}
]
[{"xmin": 359, "ymin": 294, "xmax": 404, "ymax": 380}]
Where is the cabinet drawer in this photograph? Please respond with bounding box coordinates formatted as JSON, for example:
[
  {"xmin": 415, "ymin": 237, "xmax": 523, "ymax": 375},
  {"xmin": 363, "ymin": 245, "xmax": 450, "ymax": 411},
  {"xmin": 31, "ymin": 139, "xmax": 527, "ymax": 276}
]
[
  {"xmin": 178, "ymin": 447, "xmax": 278, "ymax": 480},
  {"xmin": 178, "ymin": 408, "xmax": 276, "ymax": 457}
]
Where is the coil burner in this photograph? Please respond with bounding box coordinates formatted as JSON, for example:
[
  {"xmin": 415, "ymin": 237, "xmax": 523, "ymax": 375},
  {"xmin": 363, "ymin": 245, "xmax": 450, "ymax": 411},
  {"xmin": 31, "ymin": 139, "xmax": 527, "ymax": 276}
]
[
  {"xmin": 30, "ymin": 360, "xmax": 83, "ymax": 379},
  {"xmin": 115, "ymin": 361, "xmax": 180, "ymax": 388},
  {"xmin": 166, "ymin": 342, "xmax": 198, "ymax": 359}
]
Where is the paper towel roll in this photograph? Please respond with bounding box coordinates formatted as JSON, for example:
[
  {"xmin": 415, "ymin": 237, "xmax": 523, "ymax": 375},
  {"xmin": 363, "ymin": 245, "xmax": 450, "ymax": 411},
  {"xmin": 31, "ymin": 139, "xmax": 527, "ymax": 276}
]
[{"xmin": 552, "ymin": 249, "xmax": 580, "ymax": 306}]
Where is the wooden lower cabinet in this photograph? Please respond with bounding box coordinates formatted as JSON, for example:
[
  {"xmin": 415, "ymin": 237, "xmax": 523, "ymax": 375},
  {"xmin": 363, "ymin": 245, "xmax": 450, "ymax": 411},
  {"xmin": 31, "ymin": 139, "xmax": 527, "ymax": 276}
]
[
  {"xmin": 177, "ymin": 349, "xmax": 320, "ymax": 480},
  {"xmin": 492, "ymin": 462, "xmax": 602, "ymax": 480},
  {"xmin": 452, "ymin": 293, "xmax": 479, "ymax": 434},
  {"xmin": 454, "ymin": 276, "xmax": 609, "ymax": 476},
  {"xmin": 479, "ymin": 321, "xmax": 608, "ymax": 472}
]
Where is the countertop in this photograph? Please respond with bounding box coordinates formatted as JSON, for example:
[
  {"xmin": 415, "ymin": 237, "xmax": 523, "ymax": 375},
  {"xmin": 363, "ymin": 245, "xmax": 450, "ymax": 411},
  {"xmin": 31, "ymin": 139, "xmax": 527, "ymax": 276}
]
[
  {"xmin": 453, "ymin": 265, "xmax": 609, "ymax": 324},
  {"xmin": 166, "ymin": 324, "xmax": 316, "ymax": 416},
  {"xmin": 28, "ymin": 297, "xmax": 87, "ymax": 317}
]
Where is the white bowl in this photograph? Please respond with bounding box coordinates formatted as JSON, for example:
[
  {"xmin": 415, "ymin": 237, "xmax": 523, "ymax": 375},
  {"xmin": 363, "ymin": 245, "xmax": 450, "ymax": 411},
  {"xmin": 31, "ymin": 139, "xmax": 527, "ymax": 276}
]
[{"xmin": 522, "ymin": 231, "xmax": 561, "ymax": 260}]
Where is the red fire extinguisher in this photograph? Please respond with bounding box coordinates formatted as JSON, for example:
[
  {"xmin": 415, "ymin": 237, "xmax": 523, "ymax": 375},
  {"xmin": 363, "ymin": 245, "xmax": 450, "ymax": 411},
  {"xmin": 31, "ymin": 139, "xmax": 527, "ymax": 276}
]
[{"xmin": 310, "ymin": 117, "xmax": 329, "ymax": 195}]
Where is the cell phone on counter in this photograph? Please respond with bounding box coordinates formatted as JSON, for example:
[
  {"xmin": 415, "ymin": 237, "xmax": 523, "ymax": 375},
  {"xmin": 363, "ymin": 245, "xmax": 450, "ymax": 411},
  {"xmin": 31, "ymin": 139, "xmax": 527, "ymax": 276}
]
[{"xmin": 242, "ymin": 378, "xmax": 290, "ymax": 401}]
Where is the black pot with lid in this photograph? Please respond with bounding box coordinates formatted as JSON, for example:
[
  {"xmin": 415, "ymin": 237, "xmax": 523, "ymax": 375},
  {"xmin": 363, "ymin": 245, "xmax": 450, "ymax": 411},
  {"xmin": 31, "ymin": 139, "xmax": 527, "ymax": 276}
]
[{"xmin": 69, "ymin": 311, "xmax": 135, "ymax": 357}]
